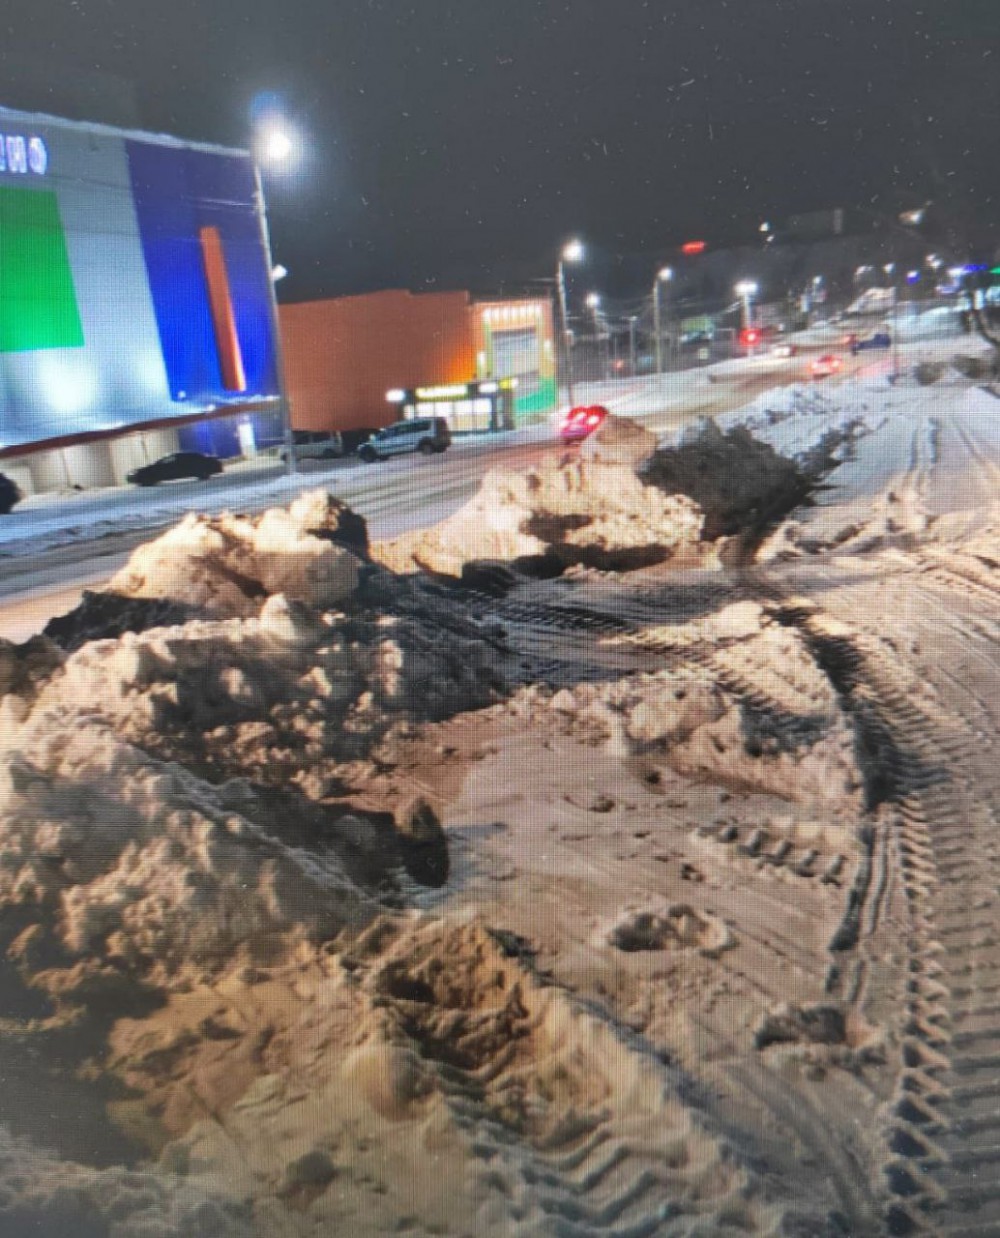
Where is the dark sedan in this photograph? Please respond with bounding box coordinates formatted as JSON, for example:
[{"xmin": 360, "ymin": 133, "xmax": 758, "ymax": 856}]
[
  {"xmin": 0, "ymin": 472, "xmax": 22, "ymax": 514},
  {"xmin": 126, "ymin": 451, "xmax": 223, "ymax": 486}
]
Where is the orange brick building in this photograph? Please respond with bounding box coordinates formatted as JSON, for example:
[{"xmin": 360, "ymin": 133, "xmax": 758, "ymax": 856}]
[
  {"xmin": 279, "ymin": 289, "xmax": 475, "ymax": 434},
  {"xmin": 279, "ymin": 288, "xmax": 555, "ymax": 435}
]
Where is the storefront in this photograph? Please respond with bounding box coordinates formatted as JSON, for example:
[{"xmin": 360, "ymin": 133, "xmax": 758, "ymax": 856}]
[
  {"xmin": 473, "ymin": 299, "xmax": 556, "ymax": 419},
  {"xmin": 386, "ymin": 378, "xmax": 518, "ymax": 433}
]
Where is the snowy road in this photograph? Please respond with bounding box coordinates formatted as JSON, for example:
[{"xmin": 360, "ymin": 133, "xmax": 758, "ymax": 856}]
[
  {"xmin": 4, "ymin": 338, "xmax": 1000, "ymax": 1233},
  {"xmin": 0, "ymin": 357, "xmax": 805, "ymax": 639}
]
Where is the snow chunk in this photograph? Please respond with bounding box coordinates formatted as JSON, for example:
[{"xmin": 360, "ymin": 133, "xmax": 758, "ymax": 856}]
[{"xmin": 109, "ymin": 490, "xmax": 362, "ymax": 617}]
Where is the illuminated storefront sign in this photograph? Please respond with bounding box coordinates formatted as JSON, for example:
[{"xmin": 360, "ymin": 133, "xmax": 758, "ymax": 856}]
[
  {"xmin": 385, "ymin": 378, "xmax": 519, "ymax": 434},
  {"xmin": 414, "ymin": 383, "xmax": 469, "ymax": 400},
  {"xmin": 0, "ymin": 135, "xmax": 48, "ymax": 176},
  {"xmin": 396, "ymin": 379, "xmax": 519, "ymax": 405}
]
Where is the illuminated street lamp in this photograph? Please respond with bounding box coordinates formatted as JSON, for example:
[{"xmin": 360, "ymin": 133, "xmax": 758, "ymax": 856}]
[
  {"xmin": 556, "ymin": 238, "xmax": 585, "ymax": 405},
  {"xmin": 586, "ymin": 293, "xmax": 610, "ymax": 379},
  {"xmin": 254, "ymin": 117, "xmax": 299, "ymax": 169},
  {"xmin": 251, "ymin": 110, "xmax": 300, "ymax": 473},
  {"xmin": 735, "ymin": 280, "xmax": 758, "ymax": 330},
  {"xmin": 653, "ymin": 266, "xmax": 673, "ymax": 374}
]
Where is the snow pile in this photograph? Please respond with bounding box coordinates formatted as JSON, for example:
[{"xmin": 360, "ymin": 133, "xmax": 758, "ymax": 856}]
[
  {"xmin": 758, "ymin": 485, "xmax": 930, "ymax": 561},
  {"xmin": 31, "ymin": 592, "xmax": 509, "ymax": 777},
  {"xmin": 578, "ymin": 411, "xmax": 658, "ymax": 468},
  {"xmin": 0, "ymin": 578, "xmax": 512, "ymax": 985},
  {"xmin": 109, "ymin": 489, "xmax": 365, "ymax": 618},
  {"xmin": 0, "ymin": 635, "xmax": 62, "ymax": 703},
  {"xmin": 375, "ymin": 415, "xmax": 706, "ymax": 577},
  {"xmin": 0, "ymin": 720, "xmax": 371, "ymax": 979},
  {"xmin": 642, "ymin": 420, "xmax": 836, "ymax": 540},
  {"xmin": 535, "ymin": 602, "xmax": 864, "ymax": 812},
  {"xmin": 708, "ymin": 382, "xmax": 871, "ymax": 465},
  {"xmin": 44, "ymin": 590, "xmax": 197, "ymax": 652},
  {"xmin": 0, "ymin": 1127, "xmax": 250, "ymax": 1238}
]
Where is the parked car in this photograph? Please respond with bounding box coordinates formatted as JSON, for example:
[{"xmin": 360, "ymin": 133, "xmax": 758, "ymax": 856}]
[
  {"xmin": 357, "ymin": 417, "xmax": 451, "ymax": 462},
  {"xmin": 850, "ymin": 331, "xmax": 891, "ymax": 355},
  {"xmin": 280, "ymin": 429, "xmax": 343, "ymax": 462},
  {"xmin": 0, "ymin": 472, "xmax": 22, "ymax": 515},
  {"xmin": 340, "ymin": 427, "xmax": 379, "ymax": 456},
  {"xmin": 810, "ymin": 353, "xmax": 843, "ymax": 380},
  {"xmin": 560, "ymin": 404, "xmax": 609, "ymax": 442},
  {"xmin": 126, "ymin": 451, "xmax": 223, "ymax": 486},
  {"xmin": 770, "ymin": 342, "xmax": 798, "ymax": 358}
]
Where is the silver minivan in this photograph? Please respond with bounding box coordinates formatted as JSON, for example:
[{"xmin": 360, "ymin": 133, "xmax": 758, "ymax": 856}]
[
  {"xmin": 280, "ymin": 430, "xmax": 344, "ymax": 462},
  {"xmin": 357, "ymin": 417, "xmax": 451, "ymax": 462}
]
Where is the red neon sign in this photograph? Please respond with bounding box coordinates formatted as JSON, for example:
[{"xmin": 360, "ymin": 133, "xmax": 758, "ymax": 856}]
[{"xmin": 681, "ymin": 240, "xmax": 707, "ymax": 255}]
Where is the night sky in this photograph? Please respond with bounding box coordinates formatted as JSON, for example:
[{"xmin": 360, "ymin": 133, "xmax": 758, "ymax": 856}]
[{"xmin": 1, "ymin": 0, "xmax": 997, "ymax": 301}]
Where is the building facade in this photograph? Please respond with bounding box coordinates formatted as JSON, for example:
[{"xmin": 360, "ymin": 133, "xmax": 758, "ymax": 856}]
[
  {"xmin": 280, "ymin": 289, "xmax": 555, "ymax": 437},
  {"xmin": 0, "ymin": 106, "xmax": 282, "ymax": 495}
]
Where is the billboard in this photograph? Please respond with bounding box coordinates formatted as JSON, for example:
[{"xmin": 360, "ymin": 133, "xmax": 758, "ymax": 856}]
[{"xmin": 0, "ymin": 107, "xmax": 280, "ymax": 452}]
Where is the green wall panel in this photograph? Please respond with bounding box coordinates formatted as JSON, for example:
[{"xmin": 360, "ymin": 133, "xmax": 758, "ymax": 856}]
[{"xmin": 0, "ymin": 184, "xmax": 83, "ymax": 352}]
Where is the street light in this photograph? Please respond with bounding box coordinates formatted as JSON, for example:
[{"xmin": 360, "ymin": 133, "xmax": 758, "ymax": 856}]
[
  {"xmin": 881, "ymin": 264, "xmax": 903, "ymax": 382},
  {"xmin": 653, "ymin": 266, "xmax": 673, "ymax": 374},
  {"xmin": 586, "ymin": 293, "xmax": 610, "ymax": 379},
  {"xmin": 627, "ymin": 315, "xmax": 638, "ymax": 376},
  {"xmin": 735, "ymin": 280, "xmax": 758, "ymax": 330},
  {"xmin": 251, "ymin": 113, "xmax": 300, "ymax": 474},
  {"xmin": 556, "ymin": 238, "xmax": 584, "ymax": 406}
]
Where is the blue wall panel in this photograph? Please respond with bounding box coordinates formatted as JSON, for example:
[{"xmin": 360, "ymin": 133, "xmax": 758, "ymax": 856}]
[{"xmin": 126, "ymin": 141, "xmax": 279, "ymax": 408}]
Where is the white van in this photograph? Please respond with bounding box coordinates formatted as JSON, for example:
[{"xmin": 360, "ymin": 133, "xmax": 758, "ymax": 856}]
[
  {"xmin": 357, "ymin": 417, "xmax": 451, "ymax": 462},
  {"xmin": 281, "ymin": 430, "xmax": 344, "ymax": 462}
]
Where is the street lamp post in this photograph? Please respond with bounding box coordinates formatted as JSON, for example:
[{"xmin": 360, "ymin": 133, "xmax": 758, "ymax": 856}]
[
  {"xmin": 252, "ymin": 117, "xmax": 299, "ymax": 475},
  {"xmin": 884, "ymin": 262, "xmax": 901, "ymax": 382},
  {"xmin": 653, "ymin": 266, "xmax": 673, "ymax": 374},
  {"xmin": 586, "ymin": 292, "xmax": 608, "ymax": 380},
  {"xmin": 556, "ymin": 239, "xmax": 584, "ymax": 407},
  {"xmin": 735, "ymin": 280, "xmax": 758, "ymax": 331}
]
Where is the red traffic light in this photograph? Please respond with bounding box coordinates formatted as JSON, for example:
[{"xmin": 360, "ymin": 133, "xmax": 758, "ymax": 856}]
[
  {"xmin": 681, "ymin": 240, "xmax": 707, "ymax": 255},
  {"xmin": 739, "ymin": 328, "xmax": 760, "ymax": 346}
]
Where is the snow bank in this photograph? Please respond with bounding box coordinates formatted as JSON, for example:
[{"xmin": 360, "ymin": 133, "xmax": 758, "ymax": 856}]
[
  {"xmin": 0, "ymin": 571, "xmax": 513, "ymax": 989},
  {"xmin": 0, "ymin": 1126, "xmax": 250, "ymax": 1238},
  {"xmin": 375, "ymin": 416, "xmax": 707, "ymax": 577},
  {"xmin": 536, "ymin": 607, "xmax": 864, "ymax": 813},
  {"xmin": 109, "ymin": 490, "xmax": 364, "ymax": 618}
]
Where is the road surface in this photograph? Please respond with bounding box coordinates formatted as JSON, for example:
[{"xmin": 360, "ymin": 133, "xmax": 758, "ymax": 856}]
[{"xmin": 0, "ymin": 358, "xmax": 810, "ymax": 641}]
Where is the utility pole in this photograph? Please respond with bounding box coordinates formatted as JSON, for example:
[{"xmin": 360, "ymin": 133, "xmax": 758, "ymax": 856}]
[
  {"xmin": 653, "ymin": 267, "xmax": 673, "ymax": 374},
  {"xmin": 556, "ymin": 239, "xmax": 584, "ymax": 407},
  {"xmin": 628, "ymin": 315, "xmax": 638, "ymax": 375},
  {"xmin": 735, "ymin": 280, "xmax": 758, "ymax": 332},
  {"xmin": 884, "ymin": 263, "xmax": 901, "ymax": 383},
  {"xmin": 586, "ymin": 292, "xmax": 606, "ymax": 381},
  {"xmin": 253, "ymin": 164, "xmax": 296, "ymax": 475}
]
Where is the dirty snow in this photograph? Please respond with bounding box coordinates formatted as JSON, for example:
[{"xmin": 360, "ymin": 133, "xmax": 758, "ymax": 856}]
[{"xmin": 3, "ymin": 343, "xmax": 1000, "ymax": 1234}]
